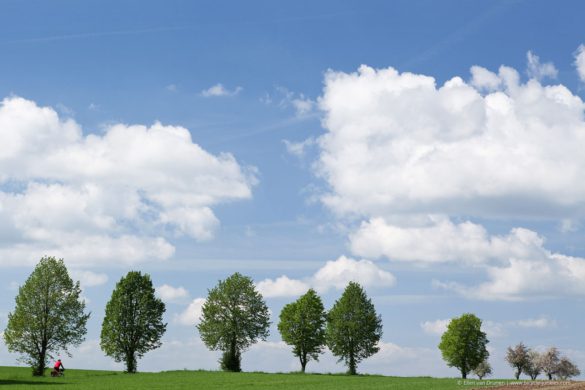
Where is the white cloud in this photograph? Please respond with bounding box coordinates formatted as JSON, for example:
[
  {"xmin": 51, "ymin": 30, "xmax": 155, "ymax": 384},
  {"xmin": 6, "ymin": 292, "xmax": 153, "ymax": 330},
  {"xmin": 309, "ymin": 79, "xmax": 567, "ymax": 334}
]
[
  {"xmin": 256, "ymin": 256, "xmax": 395, "ymax": 298},
  {"xmin": 560, "ymin": 219, "xmax": 580, "ymax": 233},
  {"xmin": 200, "ymin": 83, "xmax": 242, "ymax": 97},
  {"xmin": 283, "ymin": 137, "xmax": 315, "ymax": 159},
  {"xmin": 314, "ymin": 62, "xmax": 585, "ymax": 300},
  {"xmin": 263, "ymin": 86, "xmax": 316, "ymax": 117},
  {"xmin": 421, "ymin": 319, "xmax": 449, "ymax": 335},
  {"xmin": 350, "ymin": 217, "xmax": 547, "ymax": 265},
  {"xmin": 575, "ymin": 44, "xmax": 585, "ymax": 83},
  {"xmin": 526, "ymin": 51, "xmax": 558, "ymax": 81},
  {"xmin": 70, "ymin": 270, "xmax": 108, "ymax": 287},
  {"xmin": 348, "ymin": 215, "xmax": 585, "ymax": 301},
  {"xmin": 512, "ymin": 316, "xmax": 557, "ymax": 329},
  {"xmin": 422, "ymin": 318, "xmax": 503, "ymax": 339},
  {"xmin": 256, "ymin": 276, "xmax": 310, "ymax": 298},
  {"xmin": 312, "ymin": 255, "xmax": 396, "ymax": 291},
  {"xmin": 174, "ymin": 297, "xmax": 205, "ymax": 326},
  {"xmin": 291, "ymin": 95, "xmax": 316, "ymax": 117},
  {"xmin": 0, "ymin": 96, "xmax": 256, "ymax": 267},
  {"xmin": 156, "ymin": 284, "xmax": 190, "ymax": 303},
  {"xmin": 317, "ymin": 64, "xmax": 585, "ymax": 219},
  {"xmin": 435, "ymin": 253, "xmax": 585, "ymax": 301},
  {"xmin": 470, "ymin": 65, "xmax": 501, "ymax": 92}
]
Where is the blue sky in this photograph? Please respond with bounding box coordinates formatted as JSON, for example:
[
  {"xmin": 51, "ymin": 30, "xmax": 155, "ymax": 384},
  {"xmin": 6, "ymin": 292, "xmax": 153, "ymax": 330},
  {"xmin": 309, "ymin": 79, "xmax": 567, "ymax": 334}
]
[{"xmin": 1, "ymin": 0, "xmax": 585, "ymax": 379}]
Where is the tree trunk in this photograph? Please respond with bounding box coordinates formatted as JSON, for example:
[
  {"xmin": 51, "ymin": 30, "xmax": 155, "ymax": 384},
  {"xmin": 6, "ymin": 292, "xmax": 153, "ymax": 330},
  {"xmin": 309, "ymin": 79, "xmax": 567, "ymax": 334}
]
[
  {"xmin": 34, "ymin": 348, "xmax": 46, "ymax": 376},
  {"xmin": 126, "ymin": 351, "xmax": 136, "ymax": 373},
  {"xmin": 461, "ymin": 371, "xmax": 467, "ymax": 379},
  {"xmin": 548, "ymin": 373, "xmax": 552, "ymax": 380},
  {"xmin": 515, "ymin": 367, "xmax": 521, "ymax": 380},
  {"xmin": 300, "ymin": 352, "xmax": 307, "ymax": 373},
  {"xmin": 348, "ymin": 352, "xmax": 357, "ymax": 375}
]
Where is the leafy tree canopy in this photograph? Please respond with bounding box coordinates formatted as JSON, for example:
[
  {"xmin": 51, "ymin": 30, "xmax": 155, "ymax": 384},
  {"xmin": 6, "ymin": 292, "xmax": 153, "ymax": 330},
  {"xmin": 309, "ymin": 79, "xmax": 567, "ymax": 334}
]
[
  {"xmin": 325, "ymin": 282, "xmax": 382, "ymax": 375},
  {"xmin": 197, "ymin": 272, "xmax": 270, "ymax": 372},
  {"xmin": 100, "ymin": 271, "xmax": 166, "ymax": 373},
  {"xmin": 3, "ymin": 256, "xmax": 90, "ymax": 376},
  {"xmin": 438, "ymin": 313, "xmax": 489, "ymax": 379},
  {"xmin": 278, "ymin": 289, "xmax": 327, "ymax": 372}
]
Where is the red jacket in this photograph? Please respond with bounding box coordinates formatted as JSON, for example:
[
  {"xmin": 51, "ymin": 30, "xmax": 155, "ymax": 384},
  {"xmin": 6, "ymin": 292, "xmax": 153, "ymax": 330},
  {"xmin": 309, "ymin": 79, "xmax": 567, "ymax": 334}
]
[{"xmin": 54, "ymin": 361, "xmax": 63, "ymax": 369}]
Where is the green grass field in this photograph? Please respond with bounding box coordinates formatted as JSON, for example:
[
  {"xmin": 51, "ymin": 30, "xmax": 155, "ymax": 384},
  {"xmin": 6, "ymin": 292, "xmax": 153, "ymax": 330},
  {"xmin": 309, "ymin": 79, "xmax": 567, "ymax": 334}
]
[{"xmin": 0, "ymin": 366, "xmax": 483, "ymax": 389}]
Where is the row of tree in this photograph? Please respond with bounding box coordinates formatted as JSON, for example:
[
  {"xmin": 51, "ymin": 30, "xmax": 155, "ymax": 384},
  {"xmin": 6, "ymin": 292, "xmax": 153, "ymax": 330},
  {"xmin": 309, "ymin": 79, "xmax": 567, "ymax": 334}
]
[
  {"xmin": 3, "ymin": 257, "xmax": 167, "ymax": 375},
  {"xmin": 506, "ymin": 343, "xmax": 580, "ymax": 380},
  {"xmin": 3, "ymin": 257, "xmax": 383, "ymax": 376},
  {"xmin": 3, "ymin": 257, "xmax": 581, "ymax": 380},
  {"xmin": 197, "ymin": 273, "xmax": 382, "ymax": 375},
  {"xmin": 436, "ymin": 313, "xmax": 580, "ymax": 381}
]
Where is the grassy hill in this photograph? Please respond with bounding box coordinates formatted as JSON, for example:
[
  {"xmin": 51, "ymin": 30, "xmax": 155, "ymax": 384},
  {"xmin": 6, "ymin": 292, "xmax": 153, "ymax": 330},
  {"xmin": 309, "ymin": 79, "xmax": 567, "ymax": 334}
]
[{"xmin": 0, "ymin": 366, "xmax": 473, "ymax": 389}]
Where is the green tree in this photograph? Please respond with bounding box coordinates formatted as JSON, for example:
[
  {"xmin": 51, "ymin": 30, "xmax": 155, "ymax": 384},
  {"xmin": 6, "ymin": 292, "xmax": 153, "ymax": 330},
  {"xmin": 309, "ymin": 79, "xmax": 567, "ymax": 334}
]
[
  {"xmin": 278, "ymin": 289, "xmax": 327, "ymax": 373},
  {"xmin": 506, "ymin": 342, "xmax": 530, "ymax": 380},
  {"xmin": 197, "ymin": 272, "xmax": 270, "ymax": 372},
  {"xmin": 438, "ymin": 313, "xmax": 489, "ymax": 379},
  {"xmin": 325, "ymin": 282, "xmax": 383, "ymax": 375},
  {"xmin": 3, "ymin": 256, "xmax": 90, "ymax": 376},
  {"xmin": 100, "ymin": 271, "xmax": 166, "ymax": 373},
  {"xmin": 473, "ymin": 359, "xmax": 492, "ymax": 380}
]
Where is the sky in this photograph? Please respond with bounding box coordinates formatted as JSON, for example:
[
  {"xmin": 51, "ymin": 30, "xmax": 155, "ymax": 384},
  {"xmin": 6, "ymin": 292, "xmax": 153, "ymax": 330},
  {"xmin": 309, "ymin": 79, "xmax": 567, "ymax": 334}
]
[{"xmin": 1, "ymin": 0, "xmax": 585, "ymax": 379}]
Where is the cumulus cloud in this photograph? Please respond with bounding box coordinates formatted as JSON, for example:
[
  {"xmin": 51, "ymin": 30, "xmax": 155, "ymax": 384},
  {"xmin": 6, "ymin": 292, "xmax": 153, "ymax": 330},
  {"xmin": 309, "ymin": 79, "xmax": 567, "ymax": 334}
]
[
  {"xmin": 526, "ymin": 51, "xmax": 558, "ymax": 81},
  {"xmin": 575, "ymin": 44, "xmax": 585, "ymax": 83},
  {"xmin": 350, "ymin": 217, "xmax": 547, "ymax": 265},
  {"xmin": 0, "ymin": 96, "xmax": 256, "ymax": 267},
  {"xmin": 317, "ymin": 64, "xmax": 585, "ymax": 219},
  {"xmin": 174, "ymin": 297, "xmax": 205, "ymax": 326},
  {"xmin": 256, "ymin": 256, "xmax": 395, "ymax": 298},
  {"xmin": 435, "ymin": 253, "xmax": 585, "ymax": 300},
  {"xmin": 347, "ymin": 200, "xmax": 585, "ymax": 302},
  {"xmin": 200, "ymin": 83, "xmax": 242, "ymax": 97},
  {"xmin": 421, "ymin": 319, "xmax": 450, "ymax": 335},
  {"xmin": 314, "ymin": 60, "xmax": 585, "ymax": 300},
  {"xmin": 256, "ymin": 276, "xmax": 310, "ymax": 298},
  {"xmin": 156, "ymin": 284, "xmax": 190, "ymax": 303},
  {"xmin": 312, "ymin": 255, "xmax": 396, "ymax": 291}
]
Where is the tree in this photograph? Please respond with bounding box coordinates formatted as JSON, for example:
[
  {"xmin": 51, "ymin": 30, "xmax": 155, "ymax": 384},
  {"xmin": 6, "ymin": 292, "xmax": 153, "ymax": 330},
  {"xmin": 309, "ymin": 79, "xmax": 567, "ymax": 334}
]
[
  {"xmin": 197, "ymin": 273, "xmax": 270, "ymax": 372},
  {"xmin": 506, "ymin": 342, "xmax": 530, "ymax": 380},
  {"xmin": 473, "ymin": 359, "xmax": 492, "ymax": 380},
  {"xmin": 278, "ymin": 289, "xmax": 327, "ymax": 373},
  {"xmin": 438, "ymin": 313, "xmax": 489, "ymax": 379},
  {"xmin": 325, "ymin": 282, "xmax": 383, "ymax": 375},
  {"xmin": 556, "ymin": 356, "xmax": 580, "ymax": 380},
  {"xmin": 523, "ymin": 350, "xmax": 542, "ymax": 380},
  {"xmin": 100, "ymin": 271, "xmax": 166, "ymax": 373},
  {"xmin": 540, "ymin": 347, "xmax": 560, "ymax": 380},
  {"xmin": 3, "ymin": 256, "xmax": 90, "ymax": 376}
]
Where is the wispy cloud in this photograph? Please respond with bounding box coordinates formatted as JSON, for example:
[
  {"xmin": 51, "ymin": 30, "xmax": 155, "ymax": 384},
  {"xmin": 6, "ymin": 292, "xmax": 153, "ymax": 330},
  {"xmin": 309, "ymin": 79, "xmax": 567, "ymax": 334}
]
[
  {"xmin": 0, "ymin": 26, "xmax": 190, "ymax": 46},
  {"xmin": 200, "ymin": 83, "xmax": 242, "ymax": 97}
]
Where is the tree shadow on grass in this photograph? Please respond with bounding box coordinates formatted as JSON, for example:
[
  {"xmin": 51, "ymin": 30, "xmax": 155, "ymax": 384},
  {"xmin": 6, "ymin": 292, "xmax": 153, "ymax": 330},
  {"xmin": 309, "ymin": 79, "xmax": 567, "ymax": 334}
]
[{"xmin": 0, "ymin": 379, "xmax": 63, "ymax": 385}]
